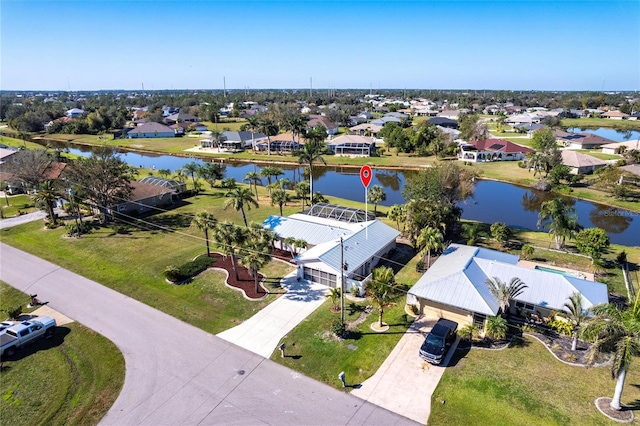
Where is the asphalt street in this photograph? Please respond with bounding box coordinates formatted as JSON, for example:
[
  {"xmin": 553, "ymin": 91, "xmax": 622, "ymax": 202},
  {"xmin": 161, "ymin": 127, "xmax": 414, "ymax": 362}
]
[{"xmin": 0, "ymin": 243, "xmax": 416, "ymax": 425}]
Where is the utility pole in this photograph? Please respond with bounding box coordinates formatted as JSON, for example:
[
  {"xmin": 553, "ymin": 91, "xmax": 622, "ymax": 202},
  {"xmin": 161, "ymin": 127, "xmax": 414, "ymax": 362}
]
[
  {"xmin": 223, "ymin": 76, "xmax": 227, "ymax": 98},
  {"xmin": 340, "ymin": 237, "xmax": 345, "ymax": 325}
]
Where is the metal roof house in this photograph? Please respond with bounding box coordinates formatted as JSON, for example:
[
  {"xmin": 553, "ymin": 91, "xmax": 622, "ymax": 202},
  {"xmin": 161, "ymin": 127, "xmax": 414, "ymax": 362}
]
[
  {"xmin": 407, "ymin": 243, "xmax": 608, "ymax": 330},
  {"xmin": 263, "ymin": 204, "xmax": 399, "ymax": 294}
]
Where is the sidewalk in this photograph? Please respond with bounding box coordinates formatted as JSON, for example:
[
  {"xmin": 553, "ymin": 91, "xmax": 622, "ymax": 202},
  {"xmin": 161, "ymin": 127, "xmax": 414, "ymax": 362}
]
[
  {"xmin": 0, "ymin": 210, "xmax": 47, "ymax": 229},
  {"xmin": 217, "ymin": 273, "xmax": 328, "ymax": 358}
]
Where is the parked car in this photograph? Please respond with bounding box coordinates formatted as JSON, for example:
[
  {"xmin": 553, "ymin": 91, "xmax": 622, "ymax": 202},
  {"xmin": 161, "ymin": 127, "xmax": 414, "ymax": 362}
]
[
  {"xmin": 419, "ymin": 318, "xmax": 458, "ymax": 365},
  {"xmin": 0, "ymin": 317, "xmax": 56, "ymax": 358}
]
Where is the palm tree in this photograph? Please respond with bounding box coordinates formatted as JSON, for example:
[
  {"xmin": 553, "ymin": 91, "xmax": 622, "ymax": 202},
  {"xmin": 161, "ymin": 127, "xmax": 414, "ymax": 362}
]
[
  {"xmin": 158, "ymin": 169, "xmax": 171, "ymax": 178},
  {"xmin": 198, "ymin": 163, "xmax": 226, "ymax": 188},
  {"xmin": 213, "ymin": 221, "xmax": 247, "ymax": 280},
  {"xmin": 325, "ymin": 287, "xmax": 342, "ymax": 311},
  {"xmin": 297, "ymin": 141, "xmax": 326, "ymax": 203},
  {"xmin": 485, "ymin": 276, "xmax": 528, "ymax": 316},
  {"xmin": 294, "ymin": 181, "xmax": 310, "ymax": 211},
  {"xmin": 461, "ymin": 222, "xmax": 484, "ymax": 246},
  {"xmin": 287, "ymin": 116, "xmax": 307, "ymax": 144},
  {"xmin": 284, "ymin": 236, "xmax": 296, "ymax": 257},
  {"xmin": 191, "ymin": 212, "xmax": 217, "ymax": 256},
  {"xmin": 367, "ymin": 185, "xmax": 386, "ymax": 215},
  {"xmin": 32, "ymin": 180, "xmax": 58, "ymax": 226},
  {"xmin": 562, "ymin": 291, "xmax": 589, "ymax": 351},
  {"xmin": 240, "ymin": 228, "xmax": 271, "ymax": 294},
  {"xmin": 582, "ymin": 295, "xmax": 640, "ymax": 411},
  {"xmin": 293, "ymin": 239, "xmax": 307, "ymax": 256},
  {"xmin": 485, "ymin": 315, "xmax": 508, "ymax": 340},
  {"xmin": 243, "ymin": 171, "xmax": 262, "ymax": 200},
  {"xmin": 224, "ymin": 186, "xmax": 259, "ymax": 227},
  {"xmin": 388, "ymin": 204, "xmax": 406, "ymax": 233},
  {"xmin": 537, "ymin": 198, "xmax": 581, "ymax": 250},
  {"xmin": 270, "ymin": 188, "xmax": 290, "ymax": 216},
  {"xmin": 258, "ymin": 117, "xmax": 279, "ymax": 156},
  {"xmin": 210, "ymin": 129, "xmax": 222, "ymax": 152},
  {"xmin": 181, "ymin": 162, "xmax": 200, "ymax": 190},
  {"xmin": 245, "ymin": 117, "xmax": 260, "ymax": 151},
  {"xmin": 416, "ymin": 228, "xmax": 444, "ymax": 268},
  {"xmin": 366, "ymin": 266, "xmax": 405, "ymax": 328}
]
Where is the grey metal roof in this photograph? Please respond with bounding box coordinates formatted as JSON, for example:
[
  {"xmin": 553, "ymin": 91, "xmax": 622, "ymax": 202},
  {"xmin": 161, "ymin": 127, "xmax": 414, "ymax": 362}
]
[
  {"xmin": 409, "ymin": 243, "xmax": 608, "ymax": 315},
  {"xmin": 221, "ymin": 131, "xmax": 266, "ymax": 142},
  {"xmin": 318, "ymin": 220, "xmax": 400, "ymax": 275},
  {"xmin": 262, "ymin": 214, "xmax": 353, "ymax": 246}
]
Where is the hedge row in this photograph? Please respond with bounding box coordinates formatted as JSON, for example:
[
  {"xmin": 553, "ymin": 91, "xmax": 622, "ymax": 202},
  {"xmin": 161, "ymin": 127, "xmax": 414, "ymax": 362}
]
[{"xmin": 164, "ymin": 256, "xmax": 215, "ymax": 283}]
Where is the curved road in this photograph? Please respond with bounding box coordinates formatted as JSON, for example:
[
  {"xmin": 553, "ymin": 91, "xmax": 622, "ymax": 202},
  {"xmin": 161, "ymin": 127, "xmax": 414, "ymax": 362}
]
[{"xmin": 0, "ymin": 243, "xmax": 414, "ymax": 425}]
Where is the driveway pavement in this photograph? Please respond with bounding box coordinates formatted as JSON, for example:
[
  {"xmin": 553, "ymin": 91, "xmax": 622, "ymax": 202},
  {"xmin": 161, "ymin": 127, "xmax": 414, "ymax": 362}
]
[
  {"xmin": 0, "ymin": 210, "xmax": 47, "ymax": 229},
  {"xmin": 351, "ymin": 317, "xmax": 458, "ymax": 424},
  {"xmin": 0, "ymin": 243, "xmax": 415, "ymax": 425},
  {"xmin": 217, "ymin": 273, "xmax": 328, "ymax": 358}
]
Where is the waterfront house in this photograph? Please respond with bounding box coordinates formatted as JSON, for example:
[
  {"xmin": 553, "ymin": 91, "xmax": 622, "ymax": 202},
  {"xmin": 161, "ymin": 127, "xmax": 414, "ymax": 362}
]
[{"xmin": 407, "ymin": 244, "xmax": 608, "ymax": 331}]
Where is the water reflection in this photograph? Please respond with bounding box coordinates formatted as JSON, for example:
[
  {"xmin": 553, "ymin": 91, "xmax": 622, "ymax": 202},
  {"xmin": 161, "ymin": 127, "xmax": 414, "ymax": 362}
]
[
  {"xmin": 521, "ymin": 190, "xmax": 575, "ymax": 213},
  {"xmin": 589, "ymin": 205, "xmax": 633, "ymax": 234},
  {"xmin": 375, "ymin": 170, "xmax": 402, "ymax": 192}
]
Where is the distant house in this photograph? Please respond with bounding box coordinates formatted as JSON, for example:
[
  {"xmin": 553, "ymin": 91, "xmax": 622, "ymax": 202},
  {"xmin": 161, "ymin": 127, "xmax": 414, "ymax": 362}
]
[
  {"xmin": 561, "ymin": 150, "xmax": 607, "ymax": 175},
  {"xmin": 371, "ymin": 116, "xmax": 401, "ymax": 126},
  {"xmin": 126, "ymin": 122, "xmax": 175, "ymax": 138},
  {"xmin": 620, "ymin": 164, "xmax": 640, "ymax": 177},
  {"xmin": 407, "ymin": 243, "xmax": 608, "ymax": 331},
  {"xmin": 263, "ymin": 204, "xmax": 399, "ymax": 294},
  {"xmin": 0, "ymin": 147, "xmax": 20, "ymax": 165},
  {"xmin": 601, "ymin": 111, "xmax": 629, "ymax": 120},
  {"xmin": 163, "ymin": 112, "xmax": 200, "ymax": 125},
  {"xmin": 111, "ymin": 181, "xmax": 177, "ymax": 216},
  {"xmin": 326, "ymin": 135, "xmax": 376, "ymax": 156},
  {"xmin": 555, "ymin": 131, "xmax": 615, "ymax": 150},
  {"xmin": 170, "ymin": 122, "xmax": 208, "ymax": 134},
  {"xmin": 139, "ymin": 176, "xmax": 187, "ymax": 194},
  {"xmin": 437, "ymin": 110, "xmax": 460, "ymax": 120},
  {"xmin": 505, "ymin": 113, "xmax": 542, "ymax": 126},
  {"xmin": 349, "ymin": 123, "xmax": 383, "ymax": 139},
  {"xmin": 627, "ymin": 113, "xmax": 640, "ymax": 121},
  {"xmin": 255, "ymin": 133, "xmax": 303, "ymax": 153},
  {"xmin": 66, "ymin": 108, "xmax": 84, "ymax": 118},
  {"xmin": 458, "ymin": 138, "xmax": 534, "ymax": 162},
  {"xmin": 307, "ymin": 115, "xmax": 338, "ymax": 135},
  {"xmin": 601, "ymin": 140, "xmax": 640, "ymax": 155},
  {"xmin": 219, "ymin": 131, "xmax": 267, "ymax": 151},
  {"xmin": 513, "ymin": 123, "xmax": 545, "ymax": 138},
  {"xmin": 427, "ymin": 117, "xmax": 459, "ymax": 129}
]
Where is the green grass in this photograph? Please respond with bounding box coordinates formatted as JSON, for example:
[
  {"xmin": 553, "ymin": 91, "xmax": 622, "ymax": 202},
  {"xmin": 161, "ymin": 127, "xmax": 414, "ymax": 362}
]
[
  {"xmin": 562, "ymin": 117, "xmax": 640, "ymax": 131},
  {"xmin": 0, "ymin": 185, "xmax": 297, "ymax": 334},
  {"xmin": 575, "ymin": 150, "xmax": 621, "ymax": 161},
  {"xmin": 1, "ymin": 194, "xmax": 37, "ymax": 218},
  {"xmin": 430, "ymin": 336, "xmax": 640, "ymax": 425},
  {"xmin": 0, "ymin": 282, "xmax": 124, "ymax": 426},
  {"xmin": 270, "ymin": 298, "xmax": 414, "ymax": 390}
]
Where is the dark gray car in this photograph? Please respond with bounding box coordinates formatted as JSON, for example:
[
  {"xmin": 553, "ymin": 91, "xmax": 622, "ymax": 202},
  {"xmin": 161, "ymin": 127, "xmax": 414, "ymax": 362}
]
[{"xmin": 419, "ymin": 318, "xmax": 458, "ymax": 365}]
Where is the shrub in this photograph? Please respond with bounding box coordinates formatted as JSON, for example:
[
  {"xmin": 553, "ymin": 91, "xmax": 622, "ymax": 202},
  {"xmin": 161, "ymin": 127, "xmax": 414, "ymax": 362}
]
[
  {"xmin": 65, "ymin": 221, "xmax": 92, "ymax": 237},
  {"xmin": 549, "ymin": 319, "xmax": 573, "ymax": 337},
  {"xmin": 563, "ymin": 353, "xmax": 577, "ymax": 362},
  {"xmin": 164, "ymin": 256, "xmax": 215, "ymax": 283},
  {"xmin": 522, "ymin": 324, "xmax": 537, "ymax": 333},
  {"xmin": 3, "ymin": 305, "xmax": 22, "ymax": 320},
  {"xmin": 416, "ymin": 260, "xmax": 425, "ymax": 272},
  {"xmin": 408, "ymin": 304, "xmax": 420, "ymax": 315},
  {"xmin": 521, "ymin": 244, "xmax": 535, "ymax": 260},
  {"xmin": 331, "ymin": 320, "xmax": 345, "ymax": 337},
  {"xmin": 617, "ymin": 250, "xmax": 628, "ymax": 265},
  {"xmin": 459, "ymin": 323, "xmax": 478, "ymax": 341},
  {"xmin": 350, "ymin": 284, "xmax": 360, "ymax": 296},
  {"xmin": 485, "ymin": 316, "xmax": 508, "ymax": 340}
]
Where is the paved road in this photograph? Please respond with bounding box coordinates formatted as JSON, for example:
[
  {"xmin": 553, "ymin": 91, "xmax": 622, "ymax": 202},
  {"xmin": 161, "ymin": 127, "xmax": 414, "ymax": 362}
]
[
  {"xmin": 0, "ymin": 243, "xmax": 415, "ymax": 425},
  {"xmin": 0, "ymin": 210, "xmax": 47, "ymax": 229},
  {"xmin": 217, "ymin": 273, "xmax": 328, "ymax": 358}
]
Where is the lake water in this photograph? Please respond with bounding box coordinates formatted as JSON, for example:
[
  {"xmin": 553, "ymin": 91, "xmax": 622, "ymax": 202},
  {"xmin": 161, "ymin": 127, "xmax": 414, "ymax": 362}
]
[
  {"xmin": 567, "ymin": 127, "xmax": 640, "ymax": 142},
  {"xmin": 50, "ymin": 142, "xmax": 639, "ymax": 246}
]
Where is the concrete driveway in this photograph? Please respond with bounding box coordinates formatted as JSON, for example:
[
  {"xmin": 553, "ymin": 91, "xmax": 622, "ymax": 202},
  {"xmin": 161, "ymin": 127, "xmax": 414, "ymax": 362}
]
[
  {"xmin": 351, "ymin": 317, "xmax": 458, "ymax": 424},
  {"xmin": 0, "ymin": 243, "xmax": 415, "ymax": 425},
  {"xmin": 217, "ymin": 273, "xmax": 328, "ymax": 358}
]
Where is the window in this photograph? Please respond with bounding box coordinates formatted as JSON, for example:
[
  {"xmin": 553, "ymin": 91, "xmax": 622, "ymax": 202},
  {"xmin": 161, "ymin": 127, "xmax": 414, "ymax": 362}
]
[
  {"xmin": 515, "ymin": 301, "xmax": 535, "ymax": 312},
  {"xmin": 303, "ymin": 267, "xmax": 337, "ymax": 287},
  {"xmin": 473, "ymin": 313, "xmax": 486, "ymax": 330}
]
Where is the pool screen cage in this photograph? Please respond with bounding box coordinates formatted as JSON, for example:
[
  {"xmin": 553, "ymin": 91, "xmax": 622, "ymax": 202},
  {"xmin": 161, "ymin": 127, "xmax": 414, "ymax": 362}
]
[{"xmin": 303, "ymin": 203, "xmax": 375, "ymax": 223}]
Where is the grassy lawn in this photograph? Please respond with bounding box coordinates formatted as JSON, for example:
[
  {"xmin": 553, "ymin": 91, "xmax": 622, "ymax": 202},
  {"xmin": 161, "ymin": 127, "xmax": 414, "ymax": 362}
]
[
  {"xmin": 430, "ymin": 336, "xmax": 640, "ymax": 425},
  {"xmin": 1, "ymin": 194, "xmax": 37, "ymax": 217},
  {"xmin": 575, "ymin": 150, "xmax": 621, "ymax": 161},
  {"xmin": 0, "ymin": 185, "xmax": 296, "ymax": 334},
  {"xmin": 270, "ymin": 297, "xmax": 415, "ymax": 390},
  {"xmin": 562, "ymin": 118, "xmax": 640, "ymax": 131},
  {"xmin": 0, "ymin": 282, "xmax": 124, "ymax": 426}
]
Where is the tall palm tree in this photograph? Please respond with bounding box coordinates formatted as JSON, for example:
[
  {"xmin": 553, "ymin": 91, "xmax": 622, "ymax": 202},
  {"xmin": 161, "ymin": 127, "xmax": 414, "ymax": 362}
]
[
  {"xmin": 210, "ymin": 129, "xmax": 223, "ymax": 152},
  {"xmin": 582, "ymin": 295, "xmax": 640, "ymax": 411},
  {"xmin": 297, "ymin": 141, "xmax": 326, "ymax": 203},
  {"xmin": 366, "ymin": 266, "xmax": 405, "ymax": 328},
  {"xmin": 284, "ymin": 236, "xmax": 296, "ymax": 257},
  {"xmin": 191, "ymin": 212, "xmax": 217, "ymax": 256},
  {"xmin": 213, "ymin": 221, "xmax": 247, "ymax": 280},
  {"xmin": 258, "ymin": 117, "xmax": 278, "ymax": 156},
  {"xmin": 240, "ymin": 227, "xmax": 271, "ymax": 294},
  {"xmin": 325, "ymin": 287, "xmax": 342, "ymax": 311},
  {"xmin": 485, "ymin": 276, "xmax": 528, "ymax": 316},
  {"xmin": 293, "ymin": 239, "xmax": 307, "ymax": 256},
  {"xmin": 416, "ymin": 227, "xmax": 444, "ymax": 268},
  {"xmin": 158, "ymin": 169, "xmax": 171, "ymax": 178},
  {"xmin": 388, "ymin": 204, "xmax": 406, "ymax": 233},
  {"xmin": 287, "ymin": 116, "xmax": 307, "ymax": 144},
  {"xmin": 294, "ymin": 181, "xmax": 310, "ymax": 211},
  {"xmin": 270, "ymin": 188, "xmax": 290, "ymax": 216},
  {"xmin": 32, "ymin": 180, "xmax": 58, "ymax": 226},
  {"xmin": 181, "ymin": 162, "xmax": 200, "ymax": 190},
  {"xmin": 367, "ymin": 185, "xmax": 386, "ymax": 215},
  {"xmin": 537, "ymin": 198, "xmax": 581, "ymax": 250},
  {"xmin": 245, "ymin": 117, "xmax": 260, "ymax": 151},
  {"xmin": 243, "ymin": 171, "xmax": 262, "ymax": 200},
  {"xmin": 224, "ymin": 186, "xmax": 259, "ymax": 227},
  {"xmin": 562, "ymin": 291, "xmax": 589, "ymax": 351}
]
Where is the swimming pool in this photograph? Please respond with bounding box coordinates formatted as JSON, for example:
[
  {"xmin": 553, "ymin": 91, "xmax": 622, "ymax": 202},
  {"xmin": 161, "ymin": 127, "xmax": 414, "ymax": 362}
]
[{"xmin": 534, "ymin": 265, "xmax": 580, "ymax": 278}]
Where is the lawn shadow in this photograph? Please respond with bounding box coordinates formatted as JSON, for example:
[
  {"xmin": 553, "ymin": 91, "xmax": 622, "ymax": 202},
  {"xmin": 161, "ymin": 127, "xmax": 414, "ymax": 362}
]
[
  {"xmin": 284, "ymin": 354, "xmax": 302, "ymax": 360},
  {"xmin": 1, "ymin": 326, "xmax": 71, "ymax": 362},
  {"xmin": 448, "ymin": 342, "xmax": 470, "ymax": 367}
]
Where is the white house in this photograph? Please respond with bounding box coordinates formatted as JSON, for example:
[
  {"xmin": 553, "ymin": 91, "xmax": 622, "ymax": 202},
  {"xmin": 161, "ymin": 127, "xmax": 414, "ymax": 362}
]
[
  {"xmin": 407, "ymin": 244, "xmax": 608, "ymax": 330},
  {"xmin": 263, "ymin": 204, "xmax": 400, "ymax": 294},
  {"xmin": 66, "ymin": 108, "xmax": 84, "ymax": 118}
]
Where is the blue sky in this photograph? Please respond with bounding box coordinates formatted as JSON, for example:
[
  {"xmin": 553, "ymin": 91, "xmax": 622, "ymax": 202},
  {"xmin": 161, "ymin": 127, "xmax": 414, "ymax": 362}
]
[{"xmin": 1, "ymin": 1, "xmax": 638, "ymax": 91}]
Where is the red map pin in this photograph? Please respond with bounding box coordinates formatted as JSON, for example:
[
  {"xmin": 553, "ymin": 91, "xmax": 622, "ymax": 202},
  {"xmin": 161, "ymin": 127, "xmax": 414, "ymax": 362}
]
[{"xmin": 360, "ymin": 165, "xmax": 372, "ymax": 188}]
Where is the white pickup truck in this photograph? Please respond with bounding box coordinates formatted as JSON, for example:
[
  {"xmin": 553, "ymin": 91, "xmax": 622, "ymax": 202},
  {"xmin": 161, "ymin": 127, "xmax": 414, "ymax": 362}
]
[{"xmin": 0, "ymin": 317, "xmax": 56, "ymax": 357}]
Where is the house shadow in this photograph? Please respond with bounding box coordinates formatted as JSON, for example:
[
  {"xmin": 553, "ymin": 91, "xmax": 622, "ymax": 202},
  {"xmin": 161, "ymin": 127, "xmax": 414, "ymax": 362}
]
[{"xmin": 1, "ymin": 326, "xmax": 71, "ymax": 362}]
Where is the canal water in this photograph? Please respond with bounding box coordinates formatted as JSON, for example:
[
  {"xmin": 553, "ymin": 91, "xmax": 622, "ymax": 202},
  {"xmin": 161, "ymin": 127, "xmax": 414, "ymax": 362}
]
[
  {"xmin": 51, "ymin": 142, "xmax": 639, "ymax": 246},
  {"xmin": 567, "ymin": 127, "xmax": 640, "ymax": 142}
]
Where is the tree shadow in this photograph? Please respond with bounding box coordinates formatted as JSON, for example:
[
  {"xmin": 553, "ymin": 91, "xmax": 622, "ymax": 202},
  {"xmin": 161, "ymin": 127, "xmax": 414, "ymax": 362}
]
[{"xmin": 1, "ymin": 326, "xmax": 71, "ymax": 362}]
